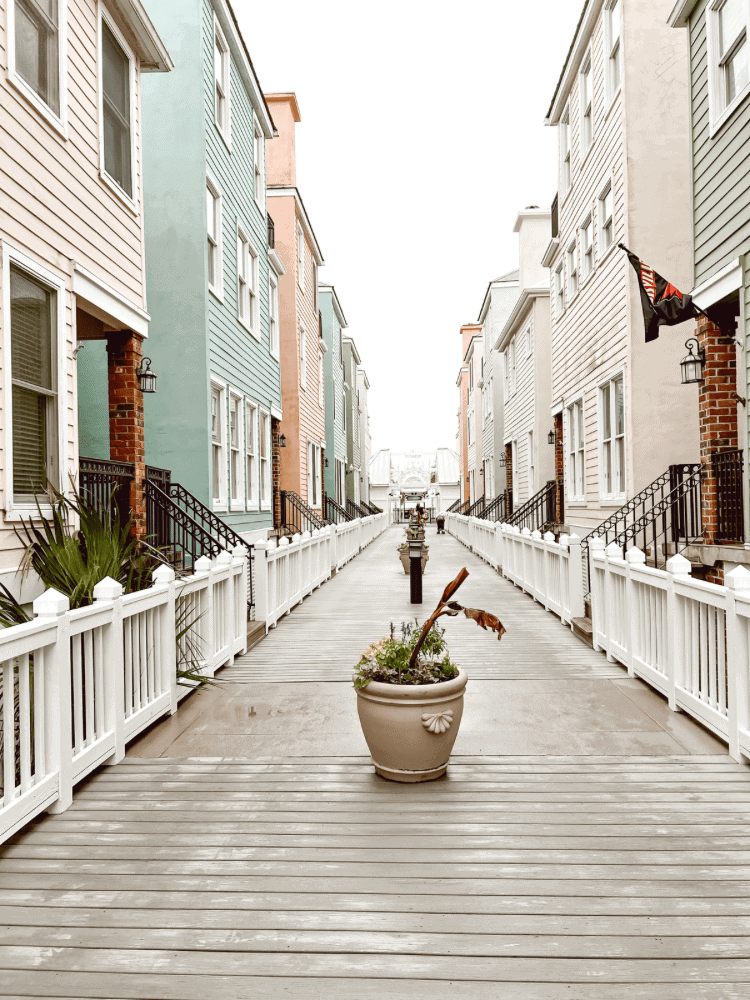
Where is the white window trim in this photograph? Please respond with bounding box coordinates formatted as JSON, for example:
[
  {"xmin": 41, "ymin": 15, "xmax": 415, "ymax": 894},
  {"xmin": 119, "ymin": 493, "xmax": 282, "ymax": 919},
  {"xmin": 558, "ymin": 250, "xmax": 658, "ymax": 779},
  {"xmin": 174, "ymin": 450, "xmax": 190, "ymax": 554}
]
[
  {"xmin": 597, "ymin": 177, "xmax": 616, "ymax": 261},
  {"xmin": 245, "ymin": 399, "xmax": 259, "ymax": 510},
  {"xmin": 566, "ymin": 238, "xmax": 579, "ymax": 301},
  {"xmin": 206, "ymin": 170, "xmax": 223, "ymax": 301},
  {"xmin": 253, "ymin": 112, "xmax": 265, "ymax": 209},
  {"xmin": 604, "ymin": 0, "xmax": 622, "ymax": 109},
  {"xmin": 566, "ymin": 397, "xmax": 586, "ymax": 505},
  {"xmin": 527, "ymin": 430, "xmax": 535, "ymax": 497},
  {"xmin": 210, "ymin": 377, "xmax": 227, "ymax": 511},
  {"xmin": 6, "ymin": 0, "xmax": 69, "ymax": 138},
  {"xmin": 707, "ymin": 0, "xmax": 750, "ymax": 136},
  {"xmin": 299, "ymin": 320, "xmax": 307, "ymax": 388},
  {"xmin": 318, "ymin": 352, "xmax": 324, "ymax": 408},
  {"xmin": 579, "ymin": 48, "xmax": 594, "ymax": 160},
  {"xmin": 228, "ymin": 389, "xmax": 244, "ymax": 511},
  {"xmin": 1, "ymin": 240, "xmax": 67, "ymax": 521},
  {"xmin": 213, "ymin": 13, "xmax": 231, "ymax": 149},
  {"xmin": 559, "ymin": 103, "xmax": 571, "ymax": 201},
  {"xmin": 554, "ymin": 263, "xmax": 565, "ymax": 317},
  {"xmin": 98, "ymin": 4, "xmax": 138, "ymax": 213},
  {"xmin": 598, "ymin": 370, "xmax": 626, "ymax": 504},
  {"xmin": 259, "ymin": 408, "xmax": 271, "ymax": 511},
  {"xmin": 297, "ymin": 222, "xmax": 305, "ymax": 291},
  {"xmin": 269, "ymin": 271, "xmax": 280, "ymax": 361},
  {"xmin": 237, "ymin": 225, "xmax": 259, "ymax": 339},
  {"xmin": 580, "ymin": 212, "xmax": 594, "ymax": 283}
]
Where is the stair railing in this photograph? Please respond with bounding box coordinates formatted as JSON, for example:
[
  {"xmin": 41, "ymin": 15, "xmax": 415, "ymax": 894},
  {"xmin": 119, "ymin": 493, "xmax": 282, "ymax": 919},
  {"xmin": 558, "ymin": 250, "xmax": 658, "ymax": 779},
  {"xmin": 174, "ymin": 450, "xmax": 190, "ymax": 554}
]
[
  {"xmin": 281, "ymin": 490, "xmax": 327, "ymax": 534},
  {"xmin": 478, "ymin": 490, "xmax": 509, "ymax": 522},
  {"xmin": 465, "ymin": 495, "xmax": 486, "ymax": 517},
  {"xmin": 323, "ymin": 492, "xmax": 354, "ymax": 524},
  {"xmin": 347, "ymin": 498, "xmax": 370, "ymax": 519},
  {"xmin": 446, "ymin": 499, "xmax": 461, "ymax": 513},
  {"xmin": 506, "ymin": 480, "xmax": 557, "ymax": 533}
]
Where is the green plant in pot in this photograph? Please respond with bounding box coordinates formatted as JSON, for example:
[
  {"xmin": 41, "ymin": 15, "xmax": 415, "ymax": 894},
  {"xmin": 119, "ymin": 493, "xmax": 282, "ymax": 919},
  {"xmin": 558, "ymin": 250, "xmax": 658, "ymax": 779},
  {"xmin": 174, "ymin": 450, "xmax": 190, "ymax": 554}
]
[{"xmin": 354, "ymin": 567, "xmax": 504, "ymax": 782}]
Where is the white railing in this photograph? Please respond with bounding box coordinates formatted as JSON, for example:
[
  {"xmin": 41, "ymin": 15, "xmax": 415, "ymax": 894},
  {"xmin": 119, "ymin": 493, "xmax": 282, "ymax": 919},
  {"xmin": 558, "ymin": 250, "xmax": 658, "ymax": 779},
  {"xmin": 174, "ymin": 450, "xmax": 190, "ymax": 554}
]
[
  {"xmin": 0, "ymin": 546, "xmax": 248, "ymax": 845},
  {"xmin": 254, "ymin": 514, "xmax": 387, "ymax": 630}
]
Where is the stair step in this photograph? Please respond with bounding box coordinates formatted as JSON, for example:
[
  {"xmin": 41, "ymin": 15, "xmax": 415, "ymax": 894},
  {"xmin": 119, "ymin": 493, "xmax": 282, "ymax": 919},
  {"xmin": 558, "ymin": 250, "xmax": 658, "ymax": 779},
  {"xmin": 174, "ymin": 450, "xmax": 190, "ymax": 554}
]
[
  {"xmin": 246, "ymin": 619, "xmax": 266, "ymax": 650},
  {"xmin": 571, "ymin": 616, "xmax": 593, "ymax": 648}
]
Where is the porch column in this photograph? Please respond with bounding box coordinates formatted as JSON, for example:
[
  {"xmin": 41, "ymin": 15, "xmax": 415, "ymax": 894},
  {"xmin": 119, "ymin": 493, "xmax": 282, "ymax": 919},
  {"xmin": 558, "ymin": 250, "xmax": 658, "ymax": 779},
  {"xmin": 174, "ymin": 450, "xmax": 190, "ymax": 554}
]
[
  {"xmin": 272, "ymin": 418, "xmax": 282, "ymax": 529},
  {"xmin": 554, "ymin": 411, "xmax": 564, "ymax": 524},
  {"xmin": 697, "ymin": 312, "xmax": 739, "ymax": 581},
  {"xmin": 107, "ymin": 330, "xmax": 146, "ymax": 538},
  {"xmin": 505, "ymin": 442, "xmax": 513, "ymax": 512}
]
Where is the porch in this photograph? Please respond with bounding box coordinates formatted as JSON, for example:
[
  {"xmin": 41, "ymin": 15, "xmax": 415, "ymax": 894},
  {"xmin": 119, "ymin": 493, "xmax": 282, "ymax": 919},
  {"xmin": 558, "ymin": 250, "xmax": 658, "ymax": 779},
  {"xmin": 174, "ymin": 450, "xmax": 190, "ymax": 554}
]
[{"xmin": 3, "ymin": 526, "xmax": 749, "ymax": 997}]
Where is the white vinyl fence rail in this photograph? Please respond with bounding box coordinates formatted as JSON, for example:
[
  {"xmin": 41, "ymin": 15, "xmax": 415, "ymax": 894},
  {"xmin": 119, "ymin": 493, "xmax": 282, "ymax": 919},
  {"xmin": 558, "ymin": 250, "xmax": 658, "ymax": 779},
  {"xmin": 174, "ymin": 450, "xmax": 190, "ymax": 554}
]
[
  {"xmin": 0, "ymin": 546, "xmax": 249, "ymax": 845},
  {"xmin": 446, "ymin": 511, "xmax": 750, "ymax": 763},
  {"xmin": 253, "ymin": 513, "xmax": 387, "ymax": 631}
]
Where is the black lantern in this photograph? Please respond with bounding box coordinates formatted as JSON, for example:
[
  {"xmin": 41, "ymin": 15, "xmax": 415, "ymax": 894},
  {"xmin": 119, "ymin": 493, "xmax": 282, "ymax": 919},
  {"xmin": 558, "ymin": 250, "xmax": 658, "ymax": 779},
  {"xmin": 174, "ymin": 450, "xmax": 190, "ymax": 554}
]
[
  {"xmin": 324, "ymin": 458, "xmax": 329, "ymax": 468},
  {"xmin": 137, "ymin": 357, "xmax": 157, "ymax": 393},
  {"xmin": 680, "ymin": 337, "xmax": 705, "ymax": 385},
  {"xmin": 279, "ymin": 434, "xmax": 287, "ymax": 448},
  {"xmin": 548, "ymin": 429, "xmax": 555, "ymax": 444}
]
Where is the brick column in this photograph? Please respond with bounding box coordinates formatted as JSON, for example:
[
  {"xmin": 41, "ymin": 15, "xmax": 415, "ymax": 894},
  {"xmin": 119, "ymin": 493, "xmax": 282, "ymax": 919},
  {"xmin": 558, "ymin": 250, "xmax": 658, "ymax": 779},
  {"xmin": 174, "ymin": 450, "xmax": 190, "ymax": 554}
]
[
  {"xmin": 554, "ymin": 412, "xmax": 564, "ymax": 524},
  {"xmin": 107, "ymin": 331, "xmax": 145, "ymax": 538},
  {"xmin": 697, "ymin": 313, "xmax": 738, "ymax": 549},
  {"xmin": 272, "ymin": 419, "xmax": 281, "ymax": 529}
]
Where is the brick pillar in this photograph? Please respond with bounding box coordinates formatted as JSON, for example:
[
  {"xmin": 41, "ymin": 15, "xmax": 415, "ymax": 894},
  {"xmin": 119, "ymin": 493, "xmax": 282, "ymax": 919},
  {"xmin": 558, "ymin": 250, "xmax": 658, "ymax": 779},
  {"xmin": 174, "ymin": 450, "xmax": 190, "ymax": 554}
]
[
  {"xmin": 272, "ymin": 419, "xmax": 281, "ymax": 529},
  {"xmin": 107, "ymin": 330, "xmax": 145, "ymax": 538},
  {"xmin": 554, "ymin": 412, "xmax": 564, "ymax": 524},
  {"xmin": 697, "ymin": 313, "xmax": 738, "ymax": 547}
]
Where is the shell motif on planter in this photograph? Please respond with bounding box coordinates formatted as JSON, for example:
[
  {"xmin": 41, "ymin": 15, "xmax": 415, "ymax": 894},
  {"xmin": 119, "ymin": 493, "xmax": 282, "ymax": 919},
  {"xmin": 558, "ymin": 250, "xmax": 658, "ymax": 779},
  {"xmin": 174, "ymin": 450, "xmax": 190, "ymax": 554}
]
[{"xmin": 355, "ymin": 669, "xmax": 467, "ymax": 783}]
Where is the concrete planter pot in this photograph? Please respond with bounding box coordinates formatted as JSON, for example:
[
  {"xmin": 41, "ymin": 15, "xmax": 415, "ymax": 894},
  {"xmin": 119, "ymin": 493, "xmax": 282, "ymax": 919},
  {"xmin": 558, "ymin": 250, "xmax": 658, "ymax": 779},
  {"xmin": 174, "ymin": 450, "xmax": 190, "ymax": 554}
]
[
  {"xmin": 398, "ymin": 544, "xmax": 429, "ymax": 574},
  {"xmin": 355, "ymin": 669, "xmax": 468, "ymax": 782}
]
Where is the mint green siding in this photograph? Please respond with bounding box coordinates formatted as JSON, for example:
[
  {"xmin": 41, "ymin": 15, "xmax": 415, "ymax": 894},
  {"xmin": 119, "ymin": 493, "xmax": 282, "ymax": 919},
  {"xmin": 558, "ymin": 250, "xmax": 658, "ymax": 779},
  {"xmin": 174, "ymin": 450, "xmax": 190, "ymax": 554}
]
[
  {"xmin": 319, "ymin": 291, "xmax": 346, "ymax": 500},
  {"xmin": 77, "ymin": 341, "xmax": 110, "ymax": 460}
]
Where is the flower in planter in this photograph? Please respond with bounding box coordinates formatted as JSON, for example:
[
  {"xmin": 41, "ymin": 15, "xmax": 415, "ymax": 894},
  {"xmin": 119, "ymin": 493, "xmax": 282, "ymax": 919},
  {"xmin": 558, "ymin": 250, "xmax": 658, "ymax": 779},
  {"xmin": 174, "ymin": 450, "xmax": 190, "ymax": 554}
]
[{"xmin": 354, "ymin": 567, "xmax": 505, "ymax": 688}]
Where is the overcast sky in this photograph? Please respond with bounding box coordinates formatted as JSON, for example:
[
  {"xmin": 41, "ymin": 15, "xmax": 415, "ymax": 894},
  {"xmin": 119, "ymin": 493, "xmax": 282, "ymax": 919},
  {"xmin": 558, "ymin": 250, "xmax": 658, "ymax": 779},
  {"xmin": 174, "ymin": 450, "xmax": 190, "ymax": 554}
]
[{"xmin": 235, "ymin": 1, "xmax": 583, "ymax": 457}]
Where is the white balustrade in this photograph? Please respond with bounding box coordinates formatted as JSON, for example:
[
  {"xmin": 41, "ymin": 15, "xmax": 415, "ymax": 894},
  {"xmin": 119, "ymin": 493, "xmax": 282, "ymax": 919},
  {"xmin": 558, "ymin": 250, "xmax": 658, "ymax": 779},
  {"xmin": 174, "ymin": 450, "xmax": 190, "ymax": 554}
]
[{"xmin": 0, "ymin": 548, "xmax": 249, "ymax": 844}]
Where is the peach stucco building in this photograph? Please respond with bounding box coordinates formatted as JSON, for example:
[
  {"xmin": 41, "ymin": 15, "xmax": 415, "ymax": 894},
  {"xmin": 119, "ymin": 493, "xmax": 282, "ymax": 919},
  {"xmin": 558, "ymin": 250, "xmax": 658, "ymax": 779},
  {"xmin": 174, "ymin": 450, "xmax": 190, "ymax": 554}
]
[{"xmin": 265, "ymin": 93, "xmax": 326, "ymax": 515}]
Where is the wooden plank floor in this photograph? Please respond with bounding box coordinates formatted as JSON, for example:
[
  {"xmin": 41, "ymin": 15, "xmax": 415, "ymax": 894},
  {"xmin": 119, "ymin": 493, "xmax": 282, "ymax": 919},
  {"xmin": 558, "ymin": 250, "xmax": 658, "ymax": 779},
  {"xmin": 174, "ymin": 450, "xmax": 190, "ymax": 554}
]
[
  {"xmin": 3, "ymin": 755, "xmax": 750, "ymax": 998},
  {"xmin": 228, "ymin": 525, "xmax": 623, "ymax": 682}
]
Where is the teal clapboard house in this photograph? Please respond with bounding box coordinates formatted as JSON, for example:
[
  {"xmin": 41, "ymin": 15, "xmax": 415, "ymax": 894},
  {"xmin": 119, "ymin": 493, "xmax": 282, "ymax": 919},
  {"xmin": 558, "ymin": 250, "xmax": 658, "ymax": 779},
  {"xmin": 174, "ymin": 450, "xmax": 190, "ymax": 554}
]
[
  {"xmin": 139, "ymin": 0, "xmax": 282, "ymax": 539},
  {"xmin": 319, "ymin": 285, "xmax": 348, "ymax": 507}
]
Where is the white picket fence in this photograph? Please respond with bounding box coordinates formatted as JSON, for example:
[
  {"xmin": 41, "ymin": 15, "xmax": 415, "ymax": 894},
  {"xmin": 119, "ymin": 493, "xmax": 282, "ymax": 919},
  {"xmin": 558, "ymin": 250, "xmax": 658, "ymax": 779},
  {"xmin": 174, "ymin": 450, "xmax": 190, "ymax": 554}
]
[
  {"xmin": 253, "ymin": 513, "xmax": 387, "ymax": 630},
  {"xmin": 446, "ymin": 512, "xmax": 750, "ymax": 763},
  {"xmin": 0, "ymin": 546, "xmax": 248, "ymax": 845}
]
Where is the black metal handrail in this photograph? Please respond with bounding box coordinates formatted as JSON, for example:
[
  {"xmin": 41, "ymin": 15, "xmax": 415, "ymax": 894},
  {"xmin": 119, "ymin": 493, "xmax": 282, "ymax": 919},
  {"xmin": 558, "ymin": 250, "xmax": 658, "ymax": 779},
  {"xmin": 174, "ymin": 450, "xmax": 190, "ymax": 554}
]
[
  {"xmin": 267, "ymin": 214, "xmax": 275, "ymax": 249},
  {"xmin": 713, "ymin": 449, "xmax": 744, "ymax": 542},
  {"xmin": 360, "ymin": 500, "xmax": 381, "ymax": 515},
  {"xmin": 79, "ymin": 457, "xmax": 134, "ymax": 524},
  {"xmin": 145, "ymin": 480, "xmax": 223, "ymax": 569},
  {"xmin": 457, "ymin": 499, "xmax": 472, "ymax": 515},
  {"xmin": 581, "ymin": 463, "xmax": 702, "ymax": 596},
  {"xmin": 347, "ymin": 498, "xmax": 370, "ymax": 519},
  {"xmin": 478, "ymin": 491, "xmax": 509, "ymax": 522},
  {"xmin": 446, "ymin": 499, "xmax": 461, "ymax": 513},
  {"xmin": 281, "ymin": 490, "xmax": 327, "ymax": 534},
  {"xmin": 160, "ymin": 481, "xmax": 246, "ymax": 553},
  {"xmin": 323, "ymin": 492, "xmax": 353, "ymax": 524},
  {"xmin": 465, "ymin": 495, "xmax": 486, "ymax": 517},
  {"xmin": 506, "ymin": 480, "xmax": 556, "ymax": 533},
  {"xmin": 145, "ymin": 465, "xmax": 171, "ymax": 490}
]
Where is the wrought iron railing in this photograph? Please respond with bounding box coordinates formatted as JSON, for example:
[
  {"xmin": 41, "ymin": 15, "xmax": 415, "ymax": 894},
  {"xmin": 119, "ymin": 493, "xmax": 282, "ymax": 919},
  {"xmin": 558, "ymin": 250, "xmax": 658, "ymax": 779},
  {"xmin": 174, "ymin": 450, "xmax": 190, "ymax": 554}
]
[
  {"xmin": 478, "ymin": 491, "xmax": 509, "ymax": 522},
  {"xmin": 323, "ymin": 492, "xmax": 353, "ymax": 524},
  {"xmin": 79, "ymin": 457, "xmax": 134, "ymax": 523},
  {"xmin": 507, "ymin": 480, "xmax": 557, "ymax": 533},
  {"xmin": 267, "ymin": 214, "xmax": 275, "ymax": 249},
  {"xmin": 347, "ymin": 498, "xmax": 370, "ymax": 519},
  {"xmin": 281, "ymin": 490, "xmax": 327, "ymax": 535},
  {"xmin": 465, "ymin": 495, "xmax": 486, "ymax": 517},
  {"xmin": 457, "ymin": 499, "xmax": 472, "ymax": 515},
  {"xmin": 145, "ymin": 465, "xmax": 171, "ymax": 491},
  {"xmin": 360, "ymin": 500, "xmax": 381, "ymax": 515},
  {"xmin": 581, "ymin": 463, "xmax": 703, "ymax": 597},
  {"xmin": 446, "ymin": 499, "xmax": 461, "ymax": 513},
  {"xmin": 713, "ymin": 449, "xmax": 745, "ymax": 543}
]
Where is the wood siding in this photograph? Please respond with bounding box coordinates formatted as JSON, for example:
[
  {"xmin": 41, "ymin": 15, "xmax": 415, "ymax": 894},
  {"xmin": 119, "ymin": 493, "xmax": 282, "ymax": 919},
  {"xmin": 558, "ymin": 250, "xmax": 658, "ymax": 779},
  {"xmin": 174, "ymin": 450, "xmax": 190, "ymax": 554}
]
[
  {"xmin": 504, "ymin": 305, "xmax": 537, "ymax": 506},
  {"xmin": 320, "ymin": 291, "xmax": 346, "ymax": 500}
]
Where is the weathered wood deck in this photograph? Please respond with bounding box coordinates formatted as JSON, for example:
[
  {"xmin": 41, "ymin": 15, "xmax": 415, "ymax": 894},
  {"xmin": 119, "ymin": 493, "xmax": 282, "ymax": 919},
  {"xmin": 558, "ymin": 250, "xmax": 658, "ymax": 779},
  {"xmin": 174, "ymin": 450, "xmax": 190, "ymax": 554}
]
[{"xmin": 2, "ymin": 525, "xmax": 750, "ymax": 998}]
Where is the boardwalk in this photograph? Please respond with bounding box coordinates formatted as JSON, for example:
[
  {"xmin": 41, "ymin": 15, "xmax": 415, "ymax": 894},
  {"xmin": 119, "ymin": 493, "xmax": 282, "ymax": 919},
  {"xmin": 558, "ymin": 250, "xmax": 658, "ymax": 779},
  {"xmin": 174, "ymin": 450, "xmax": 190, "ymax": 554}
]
[{"xmin": 1, "ymin": 525, "xmax": 750, "ymax": 998}]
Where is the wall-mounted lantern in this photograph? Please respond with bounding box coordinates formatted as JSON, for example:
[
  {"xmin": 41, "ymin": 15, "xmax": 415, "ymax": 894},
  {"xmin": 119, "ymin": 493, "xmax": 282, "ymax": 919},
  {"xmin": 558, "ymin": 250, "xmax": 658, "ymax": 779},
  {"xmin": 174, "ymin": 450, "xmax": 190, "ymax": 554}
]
[
  {"xmin": 680, "ymin": 338, "xmax": 706, "ymax": 385},
  {"xmin": 137, "ymin": 357, "xmax": 157, "ymax": 393},
  {"xmin": 324, "ymin": 458, "xmax": 329, "ymax": 468},
  {"xmin": 279, "ymin": 434, "xmax": 287, "ymax": 448},
  {"xmin": 548, "ymin": 429, "xmax": 556, "ymax": 444}
]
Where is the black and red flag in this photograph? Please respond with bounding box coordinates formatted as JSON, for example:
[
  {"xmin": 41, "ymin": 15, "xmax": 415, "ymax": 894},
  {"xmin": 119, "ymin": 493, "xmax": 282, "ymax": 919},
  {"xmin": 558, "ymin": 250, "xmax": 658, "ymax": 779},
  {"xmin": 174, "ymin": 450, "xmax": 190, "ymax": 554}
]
[{"xmin": 619, "ymin": 244, "xmax": 700, "ymax": 343}]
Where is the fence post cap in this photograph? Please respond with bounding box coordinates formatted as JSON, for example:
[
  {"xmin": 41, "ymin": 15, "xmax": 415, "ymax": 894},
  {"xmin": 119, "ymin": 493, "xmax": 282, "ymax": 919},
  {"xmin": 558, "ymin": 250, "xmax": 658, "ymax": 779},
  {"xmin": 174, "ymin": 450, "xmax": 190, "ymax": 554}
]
[
  {"xmin": 215, "ymin": 550, "xmax": 233, "ymax": 566},
  {"xmin": 726, "ymin": 565, "xmax": 750, "ymax": 591},
  {"xmin": 254, "ymin": 539, "xmax": 268, "ymax": 551},
  {"xmin": 666, "ymin": 553, "xmax": 692, "ymax": 576},
  {"xmin": 589, "ymin": 537, "xmax": 606, "ymax": 552},
  {"xmin": 605, "ymin": 541, "xmax": 622, "ymax": 559},
  {"xmin": 558, "ymin": 533, "xmax": 569, "ymax": 548},
  {"xmin": 302, "ymin": 530, "xmax": 311, "ymax": 540},
  {"xmin": 151, "ymin": 564, "xmax": 176, "ymax": 585},
  {"xmin": 194, "ymin": 555, "xmax": 213, "ymax": 573},
  {"xmin": 291, "ymin": 533, "xmax": 301, "ymax": 543},
  {"xmin": 544, "ymin": 531, "xmax": 555, "ymax": 542},
  {"xmin": 626, "ymin": 546, "xmax": 646, "ymax": 565},
  {"xmin": 93, "ymin": 576, "xmax": 125, "ymax": 600},
  {"xmin": 521, "ymin": 527, "xmax": 531, "ymax": 537},
  {"xmin": 312, "ymin": 528, "xmax": 320, "ymax": 537},
  {"xmin": 232, "ymin": 543, "xmax": 248, "ymax": 558},
  {"xmin": 532, "ymin": 529, "xmax": 542, "ymax": 540},
  {"xmin": 279, "ymin": 536, "xmax": 290, "ymax": 547},
  {"xmin": 33, "ymin": 588, "xmax": 70, "ymax": 616},
  {"xmin": 568, "ymin": 533, "xmax": 581, "ymax": 543}
]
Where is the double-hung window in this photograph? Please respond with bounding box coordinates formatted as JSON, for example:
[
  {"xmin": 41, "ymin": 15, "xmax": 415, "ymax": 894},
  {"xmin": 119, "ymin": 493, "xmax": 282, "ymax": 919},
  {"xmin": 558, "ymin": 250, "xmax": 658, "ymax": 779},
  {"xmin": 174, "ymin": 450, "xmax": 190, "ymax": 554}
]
[
  {"xmin": 599, "ymin": 182, "xmax": 614, "ymax": 254},
  {"xmin": 526, "ymin": 326, "xmax": 532, "ymax": 356},
  {"xmin": 468, "ymin": 414, "xmax": 473, "ymax": 447},
  {"xmin": 8, "ymin": 262, "xmax": 60, "ymax": 505},
  {"xmin": 269, "ymin": 272, "xmax": 279, "ymax": 358},
  {"xmin": 580, "ymin": 53, "xmax": 593, "ymax": 154},
  {"xmin": 229, "ymin": 392, "xmax": 243, "ymax": 509},
  {"xmin": 313, "ymin": 262, "xmax": 319, "ymax": 313},
  {"xmin": 307, "ymin": 440, "xmax": 321, "ymax": 507},
  {"xmin": 211, "ymin": 382, "xmax": 226, "ymax": 508},
  {"xmin": 527, "ymin": 431, "xmax": 535, "ymax": 496},
  {"xmin": 253, "ymin": 115, "xmax": 264, "ymax": 207},
  {"xmin": 510, "ymin": 339, "xmax": 516, "ymax": 395},
  {"xmin": 567, "ymin": 400, "xmax": 585, "ymax": 502},
  {"xmin": 299, "ymin": 322, "xmax": 307, "ymax": 387},
  {"xmin": 581, "ymin": 215, "xmax": 594, "ymax": 278},
  {"xmin": 600, "ymin": 374, "xmax": 625, "ymax": 500},
  {"xmin": 297, "ymin": 222, "xmax": 305, "ymax": 290},
  {"xmin": 101, "ymin": 14, "xmax": 134, "ymax": 200},
  {"xmin": 567, "ymin": 240, "xmax": 578, "ymax": 298},
  {"xmin": 10, "ymin": 0, "xmax": 63, "ymax": 125},
  {"xmin": 214, "ymin": 17, "xmax": 230, "ymax": 143},
  {"xmin": 555, "ymin": 263, "xmax": 565, "ymax": 316},
  {"xmin": 259, "ymin": 410, "xmax": 270, "ymax": 509},
  {"xmin": 245, "ymin": 401, "xmax": 258, "ymax": 508},
  {"xmin": 342, "ymin": 388, "xmax": 347, "ymax": 434},
  {"xmin": 708, "ymin": 0, "xmax": 750, "ymax": 129},
  {"xmin": 605, "ymin": 0, "xmax": 621, "ymax": 101},
  {"xmin": 318, "ymin": 353, "xmax": 324, "ymax": 407},
  {"xmin": 206, "ymin": 177, "xmax": 222, "ymax": 296},
  {"xmin": 560, "ymin": 106, "xmax": 571, "ymax": 196},
  {"xmin": 237, "ymin": 228, "xmax": 257, "ymax": 334}
]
